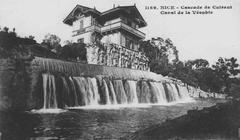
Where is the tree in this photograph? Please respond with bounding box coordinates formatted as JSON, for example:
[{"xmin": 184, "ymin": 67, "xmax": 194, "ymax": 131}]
[
  {"xmin": 3, "ymin": 27, "xmax": 9, "ymax": 33},
  {"xmin": 212, "ymin": 57, "xmax": 240, "ymax": 92},
  {"xmin": 139, "ymin": 37, "xmax": 180, "ymax": 75},
  {"xmin": 186, "ymin": 59, "xmax": 209, "ymax": 69},
  {"xmin": 229, "ymin": 79, "xmax": 240, "ymax": 98},
  {"xmin": 63, "ymin": 40, "xmax": 73, "ymax": 46},
  {"xmin": 60, "ymin": 43, "xmax": 87, "ymax": 61},
  {"xmin": 41, "ymin": 33, "xmax": 61, "ymax": 53}
]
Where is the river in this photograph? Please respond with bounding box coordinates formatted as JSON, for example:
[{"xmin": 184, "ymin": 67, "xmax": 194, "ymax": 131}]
[{"xmin": 0, "ymin": 99, "xmax": 225, "ymax": 140}]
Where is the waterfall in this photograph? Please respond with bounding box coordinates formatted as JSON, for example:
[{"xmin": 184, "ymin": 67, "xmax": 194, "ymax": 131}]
[
  {"xmin": 177, "ymin": 84, "xmax": 191, "ymax": 100},
  {"xmin": 108, "ymin": 80, "xmax": 118, "ymax": 104},
  {"xmin": 60, "ymin": 77, "xmax": 71, "ymax": 107},
  {"xmin": 149, "ymin": 82, "xmax": 167, "ymax": 104},
  {"xmin": 42, "ymin": 74, "xmax": 58, "ymax": 109},
  {"xmin": 124, "ymin": 80, "xmax": 138, "ymax": 104},
  {"xmin": 69, "ymin": 77, "xmax": 79, "ymax": 106},
  {"xmin": 72, "ymin": 77, "xmax": 101, "ymax": 106},
  {"xmin": 40, "ymin": 73, "xmax": 193, "ymax": 109},
  {"xmin": 138, "ymin": 81, "xmax": 151, "ymax": 103},
  {"xmin": 170, "ymin": 83, "xmax": 181, "ymax": 101},
  {"xmin": 112, "ymin": 80, "xmax": 128, "ymax": 104},
  {"xmin": 73, "ymin": 77, "xmax": 88, "ymax": 105},
  {"xmin": 102, "ymin": 79, "xmax": 111, "ymax": 104},
  {"xmin": 86, "ymin": 77, "xmax": 100, "ymax": 105}
]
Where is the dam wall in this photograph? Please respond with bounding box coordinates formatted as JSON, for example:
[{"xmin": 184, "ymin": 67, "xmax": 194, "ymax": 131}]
[
  {"xmin": 31, "ymin": 57, "xmax": 165, "ymax": 81},
  {"xmin": 0, "ymin": 57, "xmax": 226, "ymax": 111}
]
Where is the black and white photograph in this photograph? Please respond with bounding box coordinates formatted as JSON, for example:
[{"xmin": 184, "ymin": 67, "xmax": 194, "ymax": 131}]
[{"xmin": 0, "ymin": 0, "xmax": 240, "ymax": 139}]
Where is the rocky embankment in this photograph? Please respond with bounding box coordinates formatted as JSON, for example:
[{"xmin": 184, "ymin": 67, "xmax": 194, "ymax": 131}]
[
  {"xmin": 187, "ymin": 85, "xmax": 227, "ymax": 99},
  {"xmin": 129, "ymin": 99, "xmax": 240, "ymax": 140},
  {"xmin": 168, "ymin": 77, "xmax": 227, "ymax": 99}
]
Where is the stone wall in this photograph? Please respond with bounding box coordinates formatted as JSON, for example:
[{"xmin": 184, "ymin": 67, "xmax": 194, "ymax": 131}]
[
  {"xmin": 32, "ymin": 57, "xmax": 163, "ymax": 81},
  {"xmin": 86, "ymin": 43, "xmax": 150, "ymax": 71},
  {"xmin": 187, "ymin": 85, "xmax": 227, "ymax": 99},
  {"xmin": 0, "ymin": 58, "xmax": 34, "ymax": 111},
  {"xmin": 0, "ymin": 59, "xmax": 13, "ymax": 110}
]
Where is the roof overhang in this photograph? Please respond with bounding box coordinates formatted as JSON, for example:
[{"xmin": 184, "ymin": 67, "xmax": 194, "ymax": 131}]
[
  {"xmin": 63, "ymin": 5, "xmax": 147, "ymax": 28},
  {"xmin": 63, "ymin": 5, "xmax": 100, "ymax": 26}
]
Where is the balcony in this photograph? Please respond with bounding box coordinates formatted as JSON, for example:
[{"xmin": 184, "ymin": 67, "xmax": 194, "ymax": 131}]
[
  {"xmin": 72, "ymin": 22, "xmax": 146, "ymax": 39},
  {"xmin": 72, "ymin": 25, "xmax": 101, "ymax": 37},
  {"xmin": 101, "ymin": 22, "xmax": 145, "ymax": 39}
]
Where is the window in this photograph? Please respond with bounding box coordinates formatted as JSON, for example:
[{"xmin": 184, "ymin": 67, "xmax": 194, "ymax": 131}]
[
  {"xmin": 129, "ymin": 40, "xmax": 133, "ymax": 50},
  {"xmin": 80, "ymin": 20, "xmax": 84, "ymax": 29},
  {"xmin": 121, "ymin": 35, "xmax": 126, "ymax": 46},
  {"xmin": 126, "ymin": 38, "xmax": 130, "ymax": 49},
  {"xmin": 92, "ymin": 18, "xmax": 95, "ymax": 26},
  {"xmin": 125, "ymin": 37, "xmax": 134, "ymax": 49},
  {"xmin": 78, "ymin": 38, "xmax": 84, "ymax": 43},
  {"xmin": 135, "ymin": 42, "xmax": 139, "ymax": 50},
  {"xmin": 131, "ymin": 22, "xmax": 136, "ymax": 28}
]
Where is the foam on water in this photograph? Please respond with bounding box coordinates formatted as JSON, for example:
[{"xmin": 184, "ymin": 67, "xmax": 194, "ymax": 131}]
[
  {"xmin": 38, "ymin": 73, "xmax": 194, "ymax": 111},
  {"xmin": 68, "ymin": 104, "xmax": 152, "ymax": 110},
  {"xmin": 31, "ymin": 108, "xmax": 67, "ymax": 114}
]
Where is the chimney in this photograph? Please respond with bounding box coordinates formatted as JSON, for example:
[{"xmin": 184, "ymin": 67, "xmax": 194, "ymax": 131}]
[{"xmin": 113, "ymin": 4, "xmax": 115, "ymax": 8}]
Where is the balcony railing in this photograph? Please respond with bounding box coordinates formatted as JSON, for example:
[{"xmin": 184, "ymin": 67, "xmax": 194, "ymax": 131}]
[
  {"xmin": 72, "ymin": 25, "xmax": 101, "ymax": 37},
  {"xmin": 101, "ymin": 22, "xmax": 145, "ymax": 39},
  {"xmin": 72, "ymin": 22, "xmax": 145, "ymax": 39}
]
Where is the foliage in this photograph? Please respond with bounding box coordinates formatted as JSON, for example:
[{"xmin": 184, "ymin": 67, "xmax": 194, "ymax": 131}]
[
  {"xmin": 185, "ymin": 59, "xmax": 209, "ymax": 69},
  {"xmin": 212, "ymin": 57, "xmax": 240, "ymax": 92},
  {"xmin": 229, "ymin": 79, "xmax": 240, "ymax": 98},
  {"xmin": 0, "ymin": 27, "xmax": 36, "ymax": 58},
  {"xmin": 60, "ymin": 43, "xmax": 87, "ymax": 61},
  {"xmin": 140, "ymin": 37, "xmax": 179, "ymax": 76},
  {"xmin": 140, "ymin": 37, "xmax": 240, "ymax": 95},
  {"xmin": 41, "ymin": 33, "xmax": 61, "ymax": 54}
]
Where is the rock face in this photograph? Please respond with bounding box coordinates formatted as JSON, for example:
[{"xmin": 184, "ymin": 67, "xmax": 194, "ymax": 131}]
[{"xmin": 86, "ymin": 43, "xmax": 150, "ymax": 71}]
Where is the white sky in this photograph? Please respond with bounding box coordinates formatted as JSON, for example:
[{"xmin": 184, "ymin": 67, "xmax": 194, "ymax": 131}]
[{"xmin": 0, "ymin": 0, "xmax": 240, "ymax": 64}]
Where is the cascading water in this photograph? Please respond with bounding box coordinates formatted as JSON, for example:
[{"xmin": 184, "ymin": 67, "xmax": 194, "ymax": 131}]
[
  {"xmin": 72, "ymin": 77, "xmax": 89, "ymax": 105},
  {"xmin": 177, "ymin": 84, "xmax": 191, "ymax": 100},
  {"xmin": 69, "ymin": 77, "xmax": 79, "ymax": 106},
  {"xmin": 40, "ymin": 73, "xmax": 193, "ymax": 109},
  {"xmin": 169, "ymin": 83, "xmax": 181, "ymax": 101},
  {"xmin": 112, "ymin": 80, "xmax": 128, "ymax": 104},
  {"xmin": 86, "ymin": 77, "xmax": 101, "ymax": 105},
  {"xmin": 138, "ymin": 81, "xmax": 151, "ymax": 103},
  {"xmin": 107, "ymin": 80, "xmax": 118, "ymax": 105},
  {"xmin": 102, "ymin": 79, "xmax": 112, "ymax": 105},
  {"xmin": 72, "ymin": 77, "xmax": 101, "ymax": 106},
  {"xmin": 149, "ymin": 82, "xmax": 167, "ymax": 104},
  {"xmin": 164, "ymin": 83, "xmax": 179, "ymax": 102},
  {"xmin": 42, "ymin": 74, "xmax": 58, "ymax": 109},
  {"xmin": 124, "ymin": 80, "xmax": 138, "ymax": 104}
]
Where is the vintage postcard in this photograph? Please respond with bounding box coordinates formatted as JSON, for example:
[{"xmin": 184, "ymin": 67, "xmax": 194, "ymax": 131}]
[{"xmin": 0, "ymin": 0, "xmax": 239, "ymax": 139}]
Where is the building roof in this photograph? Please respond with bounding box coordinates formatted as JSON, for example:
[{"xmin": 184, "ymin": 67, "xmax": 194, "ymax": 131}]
[
  {"xmin": 63, "ymin": 4, "xmax": 147, "ymax": 28},
  {"xmin": 63, "ymin": 5, "xmax": 101, "ymax": 25}
]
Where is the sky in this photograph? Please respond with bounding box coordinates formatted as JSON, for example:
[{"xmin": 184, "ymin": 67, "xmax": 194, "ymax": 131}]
[{"xmin": 0, "ymin": 0, "xmax": 240, "ymax": 64}]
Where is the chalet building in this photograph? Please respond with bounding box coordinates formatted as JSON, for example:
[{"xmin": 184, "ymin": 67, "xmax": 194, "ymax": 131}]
[{"xmin": 63, "ymin": 4, "xmax": 149, "ymax": 71}]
